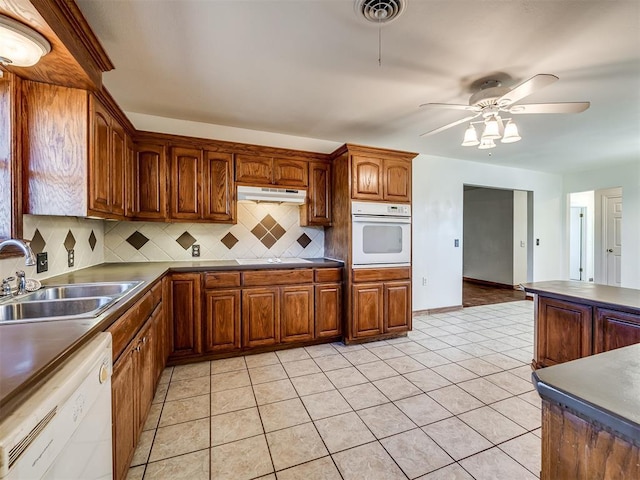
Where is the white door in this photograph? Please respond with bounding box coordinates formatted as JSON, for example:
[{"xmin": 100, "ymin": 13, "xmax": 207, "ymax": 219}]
[
  {"xmin": 605, "ymin": 195, "xmax": 622, "ymax": 286},
  {"xmin": 569, "ymin": 207, "xmax": 586, "ymax": 281}
]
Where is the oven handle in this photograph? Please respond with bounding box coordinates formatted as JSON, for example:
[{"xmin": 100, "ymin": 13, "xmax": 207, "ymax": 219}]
[{"xmin": 352, "ymin": 215, "xmax": 411, "ymax": 224}]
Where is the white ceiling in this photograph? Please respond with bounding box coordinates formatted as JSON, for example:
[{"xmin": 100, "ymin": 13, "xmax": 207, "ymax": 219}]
[{"xmin": 76, "ymin": 0, "xmax": 640, "ymax": 173}]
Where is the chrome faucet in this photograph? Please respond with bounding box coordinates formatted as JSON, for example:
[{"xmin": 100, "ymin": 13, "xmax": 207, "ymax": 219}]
[
  {"xmin": 0, "ymin": 238, "xmax": 36, "ymax": 266},
  {"xmin": 15, "ymin": 270, "xmax": 27, "ymax": 295}
]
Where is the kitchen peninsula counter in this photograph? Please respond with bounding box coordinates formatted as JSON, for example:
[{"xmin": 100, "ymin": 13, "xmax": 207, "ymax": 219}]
[{"xmin": 0, "ymin": 259, "xmax": 343, "ymax": 414}]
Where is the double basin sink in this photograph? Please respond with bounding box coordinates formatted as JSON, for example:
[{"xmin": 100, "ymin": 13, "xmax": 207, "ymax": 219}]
[{"xmin": 0, "ymin": 281, "xmax": 142, "ymax": 324}]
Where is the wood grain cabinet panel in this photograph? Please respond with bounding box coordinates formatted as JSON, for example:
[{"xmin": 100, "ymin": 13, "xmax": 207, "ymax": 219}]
[
  {"xmin": 537, "ymin": 297, "xmax": 592, "ymax": 367},
  {"xmin": 111, "ymin": 352, "xmax": 135, "ymax": 480},
  {"xmin": 135, "ymin": 320, "xmax": 155, "ymax": 432},
  {"xmin": 273, "ymin": 158, "xmax": 308, "ymax": 187},
  {"xmin": 315, "ymin": 284, "xmax": 342, "ymax": 338},
  {"xmin": 383, "ymin": 158, "xmax": 411, "ymax": 203},
  {"xmin": 594, "ymin": 308, "xmax": 640, "ymax": 354},
  {"xmin": 168, "ymin": 274, "xmax": 202, "ymax": 359},
  {"xmin": 235, "ymin": 154, "xmax": 273, "ymax": 184},
  {"xmin": 351, "ymin": 156, "xmax": 383, "ymax": 200},
  {"xmin": 203, "ymin": 151, "xmax": 235, "ymax": 222},
  {"xmin": 280, "ymin": 285, "xmax": 314, "ymax": 343},
  {"xmin": 302, "ymin": 161, "xmax": 331, "ymax": 226},
  {"xmin": 352, "ymin": 283, "xmax": 384, "ymax": 338},
  {"xmin": 170, "ymin": 146, "xmax": 202, "ymax": 220},
  {"xmin": 89, "ymin": 97, "xmax": 111, "ymax": 213},
  {"xmin": 111, "ymin": 124, "xmax": 126, "ymax": 216},
  {"xmin": 204, "ymin": 289, "xmax": 241, "ymax": 353},
  {"xmin": 132, "ymin": 143, "xmax": 167, "ymax": 219},
  {"xmin": 242, "ymin": 288, "xmax": 280, "ymax": 348},
  {"xmin": 384, "ymin": 281, "xmax": 411, "ymax": 332}
]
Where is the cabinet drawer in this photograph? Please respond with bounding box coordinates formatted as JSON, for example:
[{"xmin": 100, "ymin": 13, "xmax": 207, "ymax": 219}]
[
  {"xmin": 352, "ymin": 267, "xmax": 411, "ymax": 283},
  {"xmin": 314, "ymin": 268, "xmax": 342, "ymax": 283},
  {"xmin": 108, "ymin": 291, "xmax": 152, "ymax": 361},
  {"xmin": 204, "ymin": 271, "xmax": 241, "ymax": 289},
  {"xmin": 243, "ymin": 269, "xmax": 313, "ymax": 286},
  {"xmin": 151, "ymin": 281, "xmax": 163, "ymax": 306}
]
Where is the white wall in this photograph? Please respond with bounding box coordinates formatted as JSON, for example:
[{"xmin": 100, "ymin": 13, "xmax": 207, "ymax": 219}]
[
  {"xmin": 563, "ymin": 160, "xmax": 640, "ymax": 288},
  {"xmin": 513, "ymin": 190, "xmax": 529, "ymax": 285},
  {"xmin": 413, "ymin": 155, "xmax": 564, "ymax": 311}
]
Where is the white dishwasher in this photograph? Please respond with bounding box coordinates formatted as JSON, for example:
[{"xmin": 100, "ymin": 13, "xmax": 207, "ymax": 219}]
[{"xmin": 0, "ymin": 332, "xmax": 113, "ymax": 480}]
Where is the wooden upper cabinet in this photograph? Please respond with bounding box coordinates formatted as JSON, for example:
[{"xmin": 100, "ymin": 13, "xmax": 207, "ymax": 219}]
[
  {"xmin": 383, "ymin": 159, "xmax": 411, "ymax": 203},
  {"xmin": 132, "ymin": 143, "xmax": 167, "ymax": 220},
  {"xmin": 235, "ymin": 154, "xmax": 273, "ymax": 185},
  {"xmin": 111, "ymin": 124, "xmax": 126, "ymax": 217},
  {"xmin": 302, "ymin": 161, "xmax": 331, "ymax": 226},
  {"xmin": 89, "ymin": 97, "xmax": 111, "ymax": 214},
  {"xmin": 273, "ymin": 158, "xmax": 308, "ymax": 187},
  {"xmin": 203, "ymin": 151, "xmax": 235, "ymax": 222},
  {"xmin": 351, "ymin": 155, "xmax": 383, "ymax": 200},
  {"xmin": 170, "ymin": 146, "xmax": 202, "ymax": 220}
]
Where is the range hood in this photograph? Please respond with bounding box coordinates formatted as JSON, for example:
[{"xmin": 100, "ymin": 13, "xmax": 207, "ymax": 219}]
[{"xmin": 237, "ymin": 186, "xmax": 307, "ymax": 204}]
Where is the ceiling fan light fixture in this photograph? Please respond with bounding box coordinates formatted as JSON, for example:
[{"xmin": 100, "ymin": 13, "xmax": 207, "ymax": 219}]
[
  {"xmin": 481, "ymin": 116, "xmax": 501, "ymax": 140},
  {"xmin": 461, "ymin": 124, "xmax": 480, "ymax": 146},
  {"xmin": 0, "ymin": 15, "xmax": 51, "ymax": 67},
  {"xmin": 478, "ymin": 137, "xmax": 496, "ymax": 150},
  {"xmin": 501, "ymin": 120, "xmax": 521, "ymax": 143}
]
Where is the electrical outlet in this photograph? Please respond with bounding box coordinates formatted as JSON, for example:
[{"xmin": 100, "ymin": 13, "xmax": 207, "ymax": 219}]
[
  {"xmin": 68, "ymin": 249, "xmax": 75, "ymax": 267},
  {"xmin": 520, "ymin": 241, "xmax": 525, "ymax": 247},
  {"xmin": 422, "ymin": 277, "xmax": 427, "ymax": 286},
  {"xmin": 192, "ymin": 244, "xmax": 200, "ymax": 257},
  {"xmin": 454, "ymin": 239, "xmax": 459, "ymax": 247},
  {"xmin": 536, "ymin": 238, "xmax": 540, "ymax": 246},
  {"xmin": 36, "ymin": 252, "xmax": 48, "ymax": 273}
]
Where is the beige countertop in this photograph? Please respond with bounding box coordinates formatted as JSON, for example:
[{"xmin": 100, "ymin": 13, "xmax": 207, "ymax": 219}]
[{"xmin": 0, "ymin": 259, "xmax": 343, "ymax": 415}]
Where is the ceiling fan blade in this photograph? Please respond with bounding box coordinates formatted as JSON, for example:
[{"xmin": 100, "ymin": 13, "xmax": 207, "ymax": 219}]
[
  {"xmin": 509, "ymin": 102, "xmax": 590, "ymax": 114},
  {"xmin": 497, "ymin": 74, "xmax": 559, "ymax": 107},
  {"xmin": 419, "ymin": 103, "xmax": 481, "ymax": 112},
  {"xmin": 420, "ymin": 113, "xmax": 481, "ymax": 137}
]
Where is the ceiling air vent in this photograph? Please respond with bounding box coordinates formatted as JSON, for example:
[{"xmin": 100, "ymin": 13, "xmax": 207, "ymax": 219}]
[{"xmin": 355, "ymin": 0, "xmax": 407, "ymax": 25}]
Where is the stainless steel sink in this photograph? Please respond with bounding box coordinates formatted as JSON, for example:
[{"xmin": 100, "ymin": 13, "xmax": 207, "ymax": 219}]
[
  {"xmin": 15, "ymin": 282, "xmax": 141, "ymax": 302},
  {"xmin": 0, "ymin": 281, "xmax": 143, "ymax": 324},
  {"xmin": 0, "ymin": 297, "xmax": 114, "ymax": 323}
]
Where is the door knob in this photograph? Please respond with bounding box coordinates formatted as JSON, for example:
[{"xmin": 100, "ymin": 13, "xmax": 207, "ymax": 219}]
[{"xmin": 607, "ymin": 249, "xmax": 614, "ymax": 253}]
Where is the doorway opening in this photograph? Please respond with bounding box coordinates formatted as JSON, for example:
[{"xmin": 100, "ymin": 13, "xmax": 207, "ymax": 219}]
[{"xmin": 462, "ymin": 186, "xmax": 533, "ymax": 307}]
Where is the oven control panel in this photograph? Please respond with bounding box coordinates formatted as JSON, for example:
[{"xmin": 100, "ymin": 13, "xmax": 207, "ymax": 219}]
[{"xmin": 352, "ymin": 201, "xmax": 411, "ymax": 217}]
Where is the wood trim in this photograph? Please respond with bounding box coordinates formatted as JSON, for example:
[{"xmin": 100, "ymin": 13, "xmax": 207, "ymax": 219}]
[
  {"xmin": 204, "ymin": 272, "xmax": 241, "ymax": 289},
  {"xmin": 463, "ymin": 277, "xmax": 522, "ymax": 290},
  {"xmin": 314, "ymin": 268, "xmax": 342, "ymax": 283},
  {"xmin": 330, "ymin": 143, "xmax": 418, "ymax": 162},
  {"xmin": 242, "ymin": 269, "xmax": 314, "ymax": 287},
  {"xmin": 352, "ymin": 267, "xmax": 411, "ymax": 283},
  {"xmin": 94, "ymin": 88, "xmax": 135, "ymax": 135},
  {"xmin": 412, "ymin": 305, "xmax": 463, "ymax": 316}
]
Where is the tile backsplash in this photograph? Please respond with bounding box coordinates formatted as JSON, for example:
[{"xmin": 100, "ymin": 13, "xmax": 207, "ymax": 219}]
[
  {"xmin": 104, "ymin": 203, "xmax": 324, "ymax": 262},
  {"xmin": 0, "ymin": 215, "xmax": 105, "ymax": 282}
]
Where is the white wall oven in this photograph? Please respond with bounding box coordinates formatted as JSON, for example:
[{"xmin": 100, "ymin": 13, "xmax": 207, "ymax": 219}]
[{"xmin": 352, "ymin": 201, "xmax": 411, "ymax": 268}]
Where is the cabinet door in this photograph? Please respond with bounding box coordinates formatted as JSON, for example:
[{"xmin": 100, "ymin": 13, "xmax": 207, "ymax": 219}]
[
  {"xmin": 537, "ymin": 297, "xmax": 592, "ymax": 367},
  {"xmin": 151, "ymin": 303, "xmax": 165, "ymax": 385},
  {"xmin": 170, "ymin": 146, "xmax": 202, "ymax": 220},
  {"xmin": 111, "ymin": 125, "xmax": 126, "ymax": 216},
  {"xmin": 384, "ymin": 281, "xmax": 411, "ymax": 333},
  {"xmin": 132, "ymin": 143, "xmax": 167, "ymax": 219},
  {"xmin": 235, "ymin": 154, "xmax": 273, "ymax": 185},
  {"xmin": 89, "ymin": 97, "xmax": 111, "ymax": 214},
  {"xmin": 204, "ymin": 289, "xmax": 241, "ymax": 352},
  {"xmin": 594, "ymin": 308, "xmax": 640, "ymax": 354},
  {"xmin": 303, "ymin": 161, "xmax": 331, "ymax": 226},
  {"xmin": 168, "ymin": 274, "xmax": 202, "ymax": 359},
  {"xmin": 242, "ymin": 287, "xmax": 280, "ymax": 347},
  {"xmin": 273, "ymin": 158, "xmax": 308, "ymax": 187},
  {"xmin": 281, "ymin": 285, "xmax": 314, "ymax": 343},
  {"xmin": 204, "ymin": 151, "xmax": 235, "ymax": 222},
  {"xmin": 352, "ymin": 283, "xmax": 384, "ymax": 338},
  {"xmin": 135, "ymin": 320, "xmax": 155, "ymax": 433},
  {"xmin": 351, "ymin": 155, "xmax": 383, "ymax": 200},
  {"xmin": 315, "ymin": 284, "xmax": 342, "ymax": 338},
  {"xmin": 383, "ymin": 159, "xmax": 411, "ymax": 203},
  {"xmin": 112, "ymin": 351, "xmax": 135, "ymax": 480}
]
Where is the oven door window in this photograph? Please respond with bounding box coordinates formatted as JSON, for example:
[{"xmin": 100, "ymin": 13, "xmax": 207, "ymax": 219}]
[{"xmin": 363, "ymin": 225, "xmax": 403, "ymax": 254}]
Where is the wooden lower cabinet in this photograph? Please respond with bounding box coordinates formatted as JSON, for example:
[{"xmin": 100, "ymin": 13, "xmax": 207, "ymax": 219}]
[
  {"xmin": 315, "ymin": 284, "xmax": 342, "ymax": 338},
  {"xmin": 204, "ymin": 289, "xmax": 241, "ymax": 352},
  {"xmin": 242, "ymin": 287, "xmax": 280, "ymax": 348},
  {"xmin": 168, "ymin": 273, "xmax": 202, "ymax": 359},
  {"xmin": 281, "ymin": 285, "xmax": 314, "ymax": 343},
  {"xmin": 594, "ymin": 308, "xmax": 640, "ymax": 354},
  {"xmin": 384, "ymin": 281, "xmax": 411, "ymax": 332},
  {"xmin": 352, "ymin": 283, "xmax": 384, "ymax": 338}
]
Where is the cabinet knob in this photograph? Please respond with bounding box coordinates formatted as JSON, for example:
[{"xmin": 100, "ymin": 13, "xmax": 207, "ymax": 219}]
[
  {"xmin": 99, "ymin": 362, "xmax": 110, "ymax": 384},
  {"xmin": 607, "ymin": 249, "xmax": 614, "ymax": 253}
]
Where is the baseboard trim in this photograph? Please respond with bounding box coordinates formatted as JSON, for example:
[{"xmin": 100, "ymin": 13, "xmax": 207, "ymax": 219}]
[
  {"xmin": 413, "ymin": 305, "xmax": 463, "ymax": 316},
  {"xmin": 463, "ymin": 277, "xmax": 522, "ymax": 290}
]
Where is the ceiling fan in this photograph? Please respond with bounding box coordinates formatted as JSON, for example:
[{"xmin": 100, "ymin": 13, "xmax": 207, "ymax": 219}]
[{"xmin": 419, "ymin": 74, "xmax": 590, "ymax": 147}]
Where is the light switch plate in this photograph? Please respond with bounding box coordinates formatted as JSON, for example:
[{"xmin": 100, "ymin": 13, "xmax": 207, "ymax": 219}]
[{"xmin": 36, "ymin": 252, "xmax": 48, "ymax": 273}]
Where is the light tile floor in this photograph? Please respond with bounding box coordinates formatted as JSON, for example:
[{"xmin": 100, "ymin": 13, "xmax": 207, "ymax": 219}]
[{"xmin": 127, "ymin": 300, "xmax": 541, "ymax": 480}]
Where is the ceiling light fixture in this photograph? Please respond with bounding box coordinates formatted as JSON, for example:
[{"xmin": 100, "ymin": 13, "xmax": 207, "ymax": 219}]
[
  {"xmin": 0, "ymin": 15, "xmax": 51, "ymax": 67},
  {"xmin": 355, "ymin": 0, "xmax": 407, "ymax": 66},
  {"xmin": 462, "ymin": 114, "xmax": 521, "ymax": 149}
]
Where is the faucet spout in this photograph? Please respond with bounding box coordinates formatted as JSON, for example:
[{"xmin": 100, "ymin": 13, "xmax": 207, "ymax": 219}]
[{"xmin": 0, "ymin": 239, "xmax": 36, "ymax": 266}]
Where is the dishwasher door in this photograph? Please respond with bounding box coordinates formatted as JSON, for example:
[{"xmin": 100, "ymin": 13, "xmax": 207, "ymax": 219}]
[{"xmin": 0, "ymin": 332, "xmax": 113, "ymax": 480}]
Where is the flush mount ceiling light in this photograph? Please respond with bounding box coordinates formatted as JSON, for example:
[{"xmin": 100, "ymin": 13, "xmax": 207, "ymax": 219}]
[{"xmin": 0, "ymin": 15, "xmax": 51, "ymax": 67}]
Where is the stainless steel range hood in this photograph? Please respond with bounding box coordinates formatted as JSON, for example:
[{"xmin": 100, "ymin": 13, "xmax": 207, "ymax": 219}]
[{"xmin": 237, "ymin": 186, "xmax": 307, "ymax": 204}]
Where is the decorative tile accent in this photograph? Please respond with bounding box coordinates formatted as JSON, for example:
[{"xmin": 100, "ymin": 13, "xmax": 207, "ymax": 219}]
[
  {"xmin": 64, "ymin": 230, "xmax": 76, "ymax": 251},
  {"xmin": 176, "ymin": 231, "xmax": 197, "ymax": 250},
  {"xmin": 127, "ymin": 231, "xmax": 150, "ymax": 250},
  {"xmin": 30, "ymin": 229, "xmax": 46, "ymax": 254},
  {"xmin": 251, "ymin": 224, "xmax": 268, "ymax": 239},
  {"xmin": 261, "ymin": 233, "xmax": 277, "ymax": 249},
  {"xmin": 270, "ymin": 223, "xmax": 285, "ymax": 240},
  {"xmin": 88, "ymin": 230, "xmax": 97, "ymax": 251},
  {"xmin": 297, "ymin": 233, "xmax": 311, "ymax": 248},
  {"xmin": 221, "ymin": 232, "xmax": 239, "ymax": 250},
  {"xmin": 261, "ymin": 214, "xmax": 277, "ymax": 230},
  {"xmin": 251, "ymin": 214, "xmax": 288, "ymax": 249}
]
